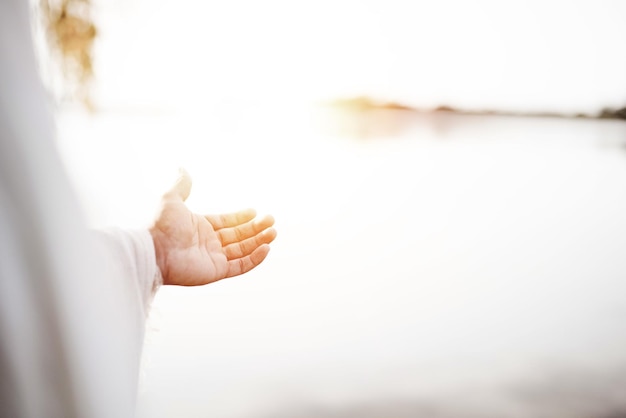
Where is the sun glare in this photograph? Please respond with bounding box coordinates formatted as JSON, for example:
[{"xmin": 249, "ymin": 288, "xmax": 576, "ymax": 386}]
[{"xmin": 88, "ymin": 0, "xmax": 626, "ymax": 114}]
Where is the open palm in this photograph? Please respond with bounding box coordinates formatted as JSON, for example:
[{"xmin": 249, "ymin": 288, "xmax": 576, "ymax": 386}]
[{"xmin": 149, "ymin": 170, "xmax": 276, "ymax": 286}]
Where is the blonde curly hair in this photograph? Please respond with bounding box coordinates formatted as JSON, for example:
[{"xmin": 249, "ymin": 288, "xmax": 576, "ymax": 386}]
[{"xmin": 40, "ymin": 0, "xmax": 96, "ymax": 108}]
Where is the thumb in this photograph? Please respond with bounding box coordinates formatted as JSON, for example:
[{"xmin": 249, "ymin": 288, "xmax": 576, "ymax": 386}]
[{"xmin": 165, "ymin": 168, "xmax": 192, "ymax": 202}]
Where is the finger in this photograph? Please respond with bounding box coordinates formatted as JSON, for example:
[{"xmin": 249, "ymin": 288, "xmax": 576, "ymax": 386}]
[
  {"xmin": 205, "ymin": 209, "xmax": 256, "ymax": 230},
  {"xmin": 224, "ymin": 228, "xmax": 277, "ymax": 259},
  {"xmin": 226, "ymin": 244, "xmax": 271, "ymax": 278},
  {"xmin": 218, "ymin": 215, "xmax": 275, "ymax": 245},
  {"xmin": 164, "ymin": 168, "xmax": 192, "ymax": 202}
]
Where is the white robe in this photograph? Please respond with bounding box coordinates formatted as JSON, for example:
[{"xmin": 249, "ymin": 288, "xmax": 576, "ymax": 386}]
[{"xmin": 0, "ymin": 1, "xmax": 160, "ymax": 417}]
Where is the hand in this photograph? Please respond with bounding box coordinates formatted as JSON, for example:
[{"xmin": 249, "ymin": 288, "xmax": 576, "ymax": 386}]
[{"xmin": 149, "ymin": 170, "xmax": 276, "ymax": 286}]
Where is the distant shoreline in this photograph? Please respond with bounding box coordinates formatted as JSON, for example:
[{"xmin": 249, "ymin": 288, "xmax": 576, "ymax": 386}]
[{"xmin": 327, "ymin": 97, "xmax": 626, "ymax": 121}]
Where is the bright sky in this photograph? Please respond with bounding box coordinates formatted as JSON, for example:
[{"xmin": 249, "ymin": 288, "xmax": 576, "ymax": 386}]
[{"xmin": 91, "ymin": 0, "xmax": 626, "ymax": 114}]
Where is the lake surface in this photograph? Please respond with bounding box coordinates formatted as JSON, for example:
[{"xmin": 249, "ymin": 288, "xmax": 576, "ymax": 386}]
[{"xmin": 57, "ymin": 107, "xmax": 626, "ymax": 417}]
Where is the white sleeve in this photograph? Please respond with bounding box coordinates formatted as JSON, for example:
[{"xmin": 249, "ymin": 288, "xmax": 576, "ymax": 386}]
[{"xmin": 95, "ymin": 228, "xmax": 163, "ymax": 318}]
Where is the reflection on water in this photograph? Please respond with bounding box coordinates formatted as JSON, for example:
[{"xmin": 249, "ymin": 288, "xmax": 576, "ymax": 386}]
[{"xmin": 57, "ymin": 107, "xmax": 626, "ymax": 418}]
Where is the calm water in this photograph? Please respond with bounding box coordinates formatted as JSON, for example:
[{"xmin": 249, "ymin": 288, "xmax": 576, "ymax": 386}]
[{"xmin": 57, "ymin": 107, "xmax": 626, "ymax": 417}]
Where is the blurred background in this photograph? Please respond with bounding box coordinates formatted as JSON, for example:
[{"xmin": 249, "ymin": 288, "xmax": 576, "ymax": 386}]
[{"xmin": 41, "ymin": 0, "xmax": 626, "ymax": 416}]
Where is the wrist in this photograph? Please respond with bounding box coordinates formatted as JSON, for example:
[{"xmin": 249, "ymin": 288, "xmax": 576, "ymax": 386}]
[{"xmin": 149, "ymin": 227, "xmax": 169, "ymax": 285}]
